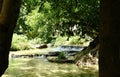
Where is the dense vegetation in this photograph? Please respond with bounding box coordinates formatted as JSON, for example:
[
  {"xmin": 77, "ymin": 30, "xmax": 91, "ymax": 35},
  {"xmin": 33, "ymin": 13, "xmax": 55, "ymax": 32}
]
[{"xmin": 11, "ymin": 0, "xmax": 100, "ymax": 50}]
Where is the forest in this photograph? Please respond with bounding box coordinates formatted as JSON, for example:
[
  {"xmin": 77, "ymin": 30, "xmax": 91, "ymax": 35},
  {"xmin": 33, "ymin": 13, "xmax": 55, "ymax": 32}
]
[
  {"xmin": 12, "ymin": 0, "xmax": 99, "ymax": 48},
  {"xmin": 11, "ymin": 0, "xmax": 100, "ymax": 68},
  {"xmin": 0, "ymin": 0, "xmax": 120, "ymax": 77}
]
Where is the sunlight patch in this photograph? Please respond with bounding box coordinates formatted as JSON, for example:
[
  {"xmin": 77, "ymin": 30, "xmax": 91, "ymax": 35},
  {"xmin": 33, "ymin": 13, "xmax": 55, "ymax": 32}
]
[{"xmin": 19, "ymin": 67, "xmax": 35, "ymax": 70}]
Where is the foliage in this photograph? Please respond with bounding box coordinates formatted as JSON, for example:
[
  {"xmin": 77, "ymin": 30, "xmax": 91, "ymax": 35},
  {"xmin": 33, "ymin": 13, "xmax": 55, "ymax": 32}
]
[
  {"xmin": 48, "ymin": 0, "xmax": 100, "ymax": 37},
  {"xmin": 69, "ymin": 35, "xmax": 92, "ymax": 45},
  {"xmin": 54, "ymin": 36, "xmax": 91, "ymax": 46},
  {"xmin": 54, "ymin": 36, "xmax": 68, "ymax": 46},
  {"xmin": 11, "ymin": 34, "xmax": 90, "ymax": 51},
  {"xmin": 11, "ymin": 34, "xmax": 32, "ymax": 51},
  {"xmin": 14, "ymin": 0, "xmax": 42, "ymax": 34},
  {"xmin": 28, "ymin": 38, "xmax": 42, "ymax": 45},
  {"xmin": 69, "ymin": 36, "xmax": 82, "ymax": 45},
  {"xmin": 15, "ymin": 0, "xmax": 100, "ymax": 43},
  {"xmin": 58, "ymin": 52, "xmax": 67, "ymax": 59}
]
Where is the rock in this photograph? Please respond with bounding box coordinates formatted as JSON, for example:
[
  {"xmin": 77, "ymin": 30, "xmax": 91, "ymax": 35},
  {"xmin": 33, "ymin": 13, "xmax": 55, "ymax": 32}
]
[{"xmin": 36, "ymin": 44, "xmax": 48, "ymax": 49}]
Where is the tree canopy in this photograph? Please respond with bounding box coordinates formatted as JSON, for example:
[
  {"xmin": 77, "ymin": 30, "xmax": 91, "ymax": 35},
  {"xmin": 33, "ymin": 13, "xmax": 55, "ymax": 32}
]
[{"xmin": 15, "ymin": 0, "xmax": 100, "ymax": 43}]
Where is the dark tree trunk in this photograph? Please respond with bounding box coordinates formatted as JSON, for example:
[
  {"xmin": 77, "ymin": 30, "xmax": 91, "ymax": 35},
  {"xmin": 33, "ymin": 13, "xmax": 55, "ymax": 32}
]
[
  {"xmin": 0, "ymin": 0, "xmax": 21, "ymax": 76},
  {"xmin": 0, "ymin": 0, "xmax": 3, "ymax": 12},
  {"xmin": 100, "ymin": 0, "xmax": 120, "ymax": 77}
]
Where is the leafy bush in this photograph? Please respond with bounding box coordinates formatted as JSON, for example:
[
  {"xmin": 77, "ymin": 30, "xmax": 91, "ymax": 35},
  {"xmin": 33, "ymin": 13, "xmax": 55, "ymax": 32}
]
[
  {"xmin": 68, "ymin": 36, "xmax": 92, "ymax": 46},
  {"xmin": 68, "ymin": 36, "xmax": 81, "ymax": 45},
  {"xmin": 54, "ymin": 36, "xmax": 90, "ymax": 46},
  {"xmin": 11, "ymin": 34, "xmax": 32, "ymax": 51},
  {"xmin": 58, "ymin": 52, "xmax": 67, "ymax": 59},
  {"xmin": 29, "ymin": 38, "xmax": 42, "ymax": 45},
  {"xmin": 54, "ymin": 36, "xmax": 68, "ymax": 46}
]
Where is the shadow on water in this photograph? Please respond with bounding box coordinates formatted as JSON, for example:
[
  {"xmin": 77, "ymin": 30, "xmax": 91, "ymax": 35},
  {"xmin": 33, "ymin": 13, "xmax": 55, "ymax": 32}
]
[{"xmin": 2, "ymin": 58, "xmax": 98, "ymax": 77}]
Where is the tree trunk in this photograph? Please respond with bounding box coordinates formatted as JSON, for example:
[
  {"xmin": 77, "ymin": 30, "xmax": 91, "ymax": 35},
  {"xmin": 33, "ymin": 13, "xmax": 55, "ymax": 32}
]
[
  {"xmin": 75, "ymin": 36, "xmax": 99, "ymax": 61},
  {"xmin": 100, "ymin": 0, "xmax": 120, "ymax": 77},
  {"xmin": 0, "ymin": 0, "xmax": 21, "ymax": 76},
  {"xmin": 0, "ymin": 0, "xmax": 3, "ymax": 12}
]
